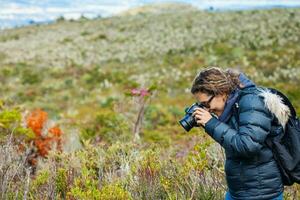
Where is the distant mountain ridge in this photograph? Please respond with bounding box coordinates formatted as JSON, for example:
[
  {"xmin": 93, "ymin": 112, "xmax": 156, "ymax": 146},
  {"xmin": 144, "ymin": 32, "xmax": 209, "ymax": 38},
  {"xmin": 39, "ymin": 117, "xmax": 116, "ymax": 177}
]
[
  {"xmin": 118, "ymin": 3, "xmax": 198, "ymax": 16},
  {"xmin": 1, "ymin": 4, "xmax": 299, "ymax": 69}
]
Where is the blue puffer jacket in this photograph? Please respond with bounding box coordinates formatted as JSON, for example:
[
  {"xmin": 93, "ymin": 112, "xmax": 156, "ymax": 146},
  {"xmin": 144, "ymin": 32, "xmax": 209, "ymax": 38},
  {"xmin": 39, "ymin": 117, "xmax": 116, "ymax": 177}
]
[{"xmin": 204, "ymin": 74, "xmax": 289, "ymax": 200}]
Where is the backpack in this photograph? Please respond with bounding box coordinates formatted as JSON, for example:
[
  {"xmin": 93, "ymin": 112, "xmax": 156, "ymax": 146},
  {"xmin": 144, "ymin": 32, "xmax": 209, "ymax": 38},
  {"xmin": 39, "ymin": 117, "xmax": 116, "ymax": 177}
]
[{"xmin": 233, "ymin": 87, "xmax": 300, "ymax": 186}]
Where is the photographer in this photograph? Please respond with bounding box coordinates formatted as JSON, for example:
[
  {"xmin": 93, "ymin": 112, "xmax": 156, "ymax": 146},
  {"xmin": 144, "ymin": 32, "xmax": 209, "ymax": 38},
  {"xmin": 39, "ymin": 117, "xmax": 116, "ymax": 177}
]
[{"xmin": 189, "ymin": 67, "xmax": 286, "ymax": 200}]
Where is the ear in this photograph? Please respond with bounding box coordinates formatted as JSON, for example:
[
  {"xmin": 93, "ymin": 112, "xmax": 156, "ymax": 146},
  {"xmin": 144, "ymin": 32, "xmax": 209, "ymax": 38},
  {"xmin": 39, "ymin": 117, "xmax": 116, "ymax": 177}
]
[{"xmin": 222, "ymin": 94, "xmax": 228, "ymax": 101}]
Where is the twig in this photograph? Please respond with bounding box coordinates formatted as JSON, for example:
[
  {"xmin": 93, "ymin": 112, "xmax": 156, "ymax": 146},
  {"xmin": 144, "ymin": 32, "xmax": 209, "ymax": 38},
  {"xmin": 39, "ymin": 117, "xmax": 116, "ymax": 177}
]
[{"xmin": 23, "ymin": 168, "xmax": 31, "ymax": 200}]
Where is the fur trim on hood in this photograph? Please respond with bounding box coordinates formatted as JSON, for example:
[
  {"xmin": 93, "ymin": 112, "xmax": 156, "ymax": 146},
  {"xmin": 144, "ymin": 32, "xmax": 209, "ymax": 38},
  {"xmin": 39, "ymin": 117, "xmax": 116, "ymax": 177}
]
[{"xmin": 257, "ymin": 87, "xmax": 291, "ymax": 129}]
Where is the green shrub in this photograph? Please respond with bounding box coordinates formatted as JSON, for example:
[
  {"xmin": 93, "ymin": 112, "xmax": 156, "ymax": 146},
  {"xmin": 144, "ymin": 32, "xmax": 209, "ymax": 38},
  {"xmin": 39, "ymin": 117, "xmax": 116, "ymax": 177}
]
[
  {"xmin": 0, "ymin": 107, "xmax": 35, "ymax": 140},
  {"xmin": 142, "ymin": 129, "xmax": 171, "ymax": 148},
  {"xmin": 21, "ymin": 69, "xmax": 42, "ymax": 85},
  {"xmin": 56, "ymin": 168, "xmax": 68, "ymax": 198},
  {"xmin": 80, "ymin": 110, "xmax": 131, "ymax": 144},
  {"xmin": 99, "ymin": 183, "xmax": 133, "ymax": 200}
]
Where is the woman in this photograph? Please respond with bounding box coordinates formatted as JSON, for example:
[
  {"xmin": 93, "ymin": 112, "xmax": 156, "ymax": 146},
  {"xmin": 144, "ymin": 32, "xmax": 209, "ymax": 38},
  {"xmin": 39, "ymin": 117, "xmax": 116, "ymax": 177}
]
[{"xmin": 190, "ymin": 67, "xmax": 290, "ymax": 200}]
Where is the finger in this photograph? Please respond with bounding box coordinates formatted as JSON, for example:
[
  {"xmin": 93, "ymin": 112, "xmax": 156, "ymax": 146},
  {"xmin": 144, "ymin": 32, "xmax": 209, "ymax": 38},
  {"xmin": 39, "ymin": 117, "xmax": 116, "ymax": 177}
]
[
  {"xmin": 193, "ymin": 112, "xmax": 203, "ymax": 118},
  {"xmin": 194, "ymin": 107, "xmax": 205, "ymax": 112},
  {"xmin": 192, "ymin": 109, "xmax": 204, "ymax": 116},
  {"xmin": 192, "ymin": 110, "xmax": 200, "ymax": 116},
  {"xmin": 196, "ymin": 120, "xmax": 203, "ymax": 125},
  {"xmin": 203, "ymin": 107, "xmax": 209, "ymax": 111},
  {"xmin": 194, "ymin": 113, "xmax": 204, "ymax": 119},
  {"xmin": 194, "ymin": 114, "xmax": 202, "ymax": 120}
]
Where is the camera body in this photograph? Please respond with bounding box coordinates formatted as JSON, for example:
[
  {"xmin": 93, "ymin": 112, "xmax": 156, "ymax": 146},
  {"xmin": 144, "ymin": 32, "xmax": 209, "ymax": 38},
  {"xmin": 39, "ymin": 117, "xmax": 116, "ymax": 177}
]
[{"xmin": 179, "ymin": 102, "xmax": 205, "ymax": 132}]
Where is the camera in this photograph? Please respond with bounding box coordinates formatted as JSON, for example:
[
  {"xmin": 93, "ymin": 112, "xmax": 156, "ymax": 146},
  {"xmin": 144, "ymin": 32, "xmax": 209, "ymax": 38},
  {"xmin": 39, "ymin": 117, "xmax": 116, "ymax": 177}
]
[{"xmin": 179, "ymin": 102, "xmax": 205, "ymax": 132}]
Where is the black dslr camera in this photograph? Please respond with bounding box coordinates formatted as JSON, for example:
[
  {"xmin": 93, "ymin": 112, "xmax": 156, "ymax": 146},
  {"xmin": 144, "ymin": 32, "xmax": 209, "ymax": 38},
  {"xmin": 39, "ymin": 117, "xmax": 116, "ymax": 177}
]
[{"xmin": 179, "ymin": 102, "xmax": 205, "ymax": 132}]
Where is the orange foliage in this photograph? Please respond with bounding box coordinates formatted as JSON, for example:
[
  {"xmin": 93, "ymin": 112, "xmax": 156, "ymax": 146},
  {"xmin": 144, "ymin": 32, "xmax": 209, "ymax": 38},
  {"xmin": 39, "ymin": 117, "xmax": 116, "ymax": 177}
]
[
  {"xmin": 26, "ymin": 109, "xmax": 63, "ymax": 159},
  {"xmin": 26, "ymin": 109, "xmax": 48, "ymax": 137},
  {"xmin": 48, "ymin": 126, "xmax": 62, "ymax": 137},
  {"xmin": 48, "ymin": 126, "xmax": 63, "ymax": 151}
]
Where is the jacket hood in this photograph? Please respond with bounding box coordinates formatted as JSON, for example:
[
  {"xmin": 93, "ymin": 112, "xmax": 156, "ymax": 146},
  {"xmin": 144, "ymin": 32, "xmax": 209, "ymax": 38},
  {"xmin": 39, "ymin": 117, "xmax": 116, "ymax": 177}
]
[
  {"xmin": 239, "ymin": 72, "xmax": 256, "ymax": 89},
  {"xmin": 257, "ymin": 87, "xmax": 292, "ymax": 129},
  {"xmin": 217, "ymin": 72, "xmax": 292, "ymax": 128},
  {"xmin": 218, "ymin": 72, "xmax": 255, "ymax": 122}
]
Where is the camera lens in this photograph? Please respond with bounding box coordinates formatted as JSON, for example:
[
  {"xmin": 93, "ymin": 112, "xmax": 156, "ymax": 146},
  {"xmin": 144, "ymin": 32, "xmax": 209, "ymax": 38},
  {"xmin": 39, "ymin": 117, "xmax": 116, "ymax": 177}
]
[
  {"xmin": 179, "ymin": 112, "xmax": 197, "ymax": 132},
  {"xmin": 179, "ymin": 102, "xmax": 203, "ymax": 132}
]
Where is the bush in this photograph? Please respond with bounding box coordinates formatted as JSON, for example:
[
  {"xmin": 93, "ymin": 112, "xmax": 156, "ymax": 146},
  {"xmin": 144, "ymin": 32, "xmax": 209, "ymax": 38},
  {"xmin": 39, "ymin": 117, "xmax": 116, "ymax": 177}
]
[{"xmin": 80, "ymin": 109, "xmax": 131, "ymax": 144}]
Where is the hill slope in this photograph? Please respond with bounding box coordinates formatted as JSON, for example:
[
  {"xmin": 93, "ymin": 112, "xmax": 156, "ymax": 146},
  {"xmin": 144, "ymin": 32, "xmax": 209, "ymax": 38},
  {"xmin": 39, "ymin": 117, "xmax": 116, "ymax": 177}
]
[{"xmin": 0, "ymin": 3, "xmax": 299, "ymax": 143}]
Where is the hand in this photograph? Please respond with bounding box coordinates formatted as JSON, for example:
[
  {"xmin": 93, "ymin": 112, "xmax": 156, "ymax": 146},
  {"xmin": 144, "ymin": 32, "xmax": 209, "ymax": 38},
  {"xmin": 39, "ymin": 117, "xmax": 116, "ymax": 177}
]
[{"xmin": 192, "ymin": 107, "xmax": 213, "ymax": 127}]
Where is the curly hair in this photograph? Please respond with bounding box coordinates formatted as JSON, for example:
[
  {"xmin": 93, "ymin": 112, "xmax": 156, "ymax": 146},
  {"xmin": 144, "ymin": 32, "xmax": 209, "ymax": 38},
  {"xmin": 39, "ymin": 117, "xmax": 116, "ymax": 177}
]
[{"xmin": 190, "ymin": 67, "xmax": 241, "ymax": 95}]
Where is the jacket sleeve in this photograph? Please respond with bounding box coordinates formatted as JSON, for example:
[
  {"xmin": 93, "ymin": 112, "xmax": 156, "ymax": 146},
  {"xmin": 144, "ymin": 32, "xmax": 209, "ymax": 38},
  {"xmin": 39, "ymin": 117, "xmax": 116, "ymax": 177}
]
[{"xmin": 204, "ymin": 93, "xmax": 272, "ymax": 158}]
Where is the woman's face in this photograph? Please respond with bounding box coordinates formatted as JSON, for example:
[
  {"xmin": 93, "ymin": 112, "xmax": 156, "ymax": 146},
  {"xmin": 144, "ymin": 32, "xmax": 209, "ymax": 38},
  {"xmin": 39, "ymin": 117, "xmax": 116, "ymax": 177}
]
[{"xmin": 193, "ymin": 92, "xmax": 228, "ymax": 117}]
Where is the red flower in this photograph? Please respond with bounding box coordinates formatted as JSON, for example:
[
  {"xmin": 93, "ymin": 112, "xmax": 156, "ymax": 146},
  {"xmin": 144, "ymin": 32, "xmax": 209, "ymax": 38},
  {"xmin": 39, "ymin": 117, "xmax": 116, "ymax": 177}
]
[{"xmin": 130, "ymin": 88, "xmax": 151, "ymax": 97}]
